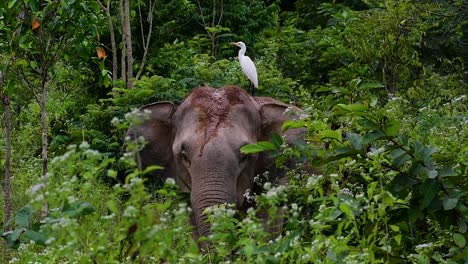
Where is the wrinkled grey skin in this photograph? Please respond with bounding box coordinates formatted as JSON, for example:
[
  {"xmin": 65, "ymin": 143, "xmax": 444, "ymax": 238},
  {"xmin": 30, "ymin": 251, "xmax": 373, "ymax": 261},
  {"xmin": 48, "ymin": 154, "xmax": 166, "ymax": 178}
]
[{"xmin": 127, "ymin": 85, "xmax": 305, "ymax": 245}]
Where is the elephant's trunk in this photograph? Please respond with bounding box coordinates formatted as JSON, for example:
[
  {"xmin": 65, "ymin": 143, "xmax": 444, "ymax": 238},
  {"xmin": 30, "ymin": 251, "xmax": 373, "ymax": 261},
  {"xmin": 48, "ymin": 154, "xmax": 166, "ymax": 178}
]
[{"xmin": 191, "ymin": 177, "xmax": 236, "ymax": 239}]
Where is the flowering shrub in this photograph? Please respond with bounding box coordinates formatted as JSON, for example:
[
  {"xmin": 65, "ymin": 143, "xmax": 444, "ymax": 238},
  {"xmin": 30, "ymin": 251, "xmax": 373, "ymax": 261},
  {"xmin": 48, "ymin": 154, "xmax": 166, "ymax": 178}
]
[{"xmin": 3, "ymin": 89, "xmax": 466, "ymax": 263}]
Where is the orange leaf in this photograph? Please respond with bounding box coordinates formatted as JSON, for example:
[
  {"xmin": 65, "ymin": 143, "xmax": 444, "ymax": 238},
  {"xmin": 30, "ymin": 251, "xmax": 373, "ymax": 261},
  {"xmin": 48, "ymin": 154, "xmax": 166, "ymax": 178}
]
[
  {"xmin": 32, "ymin": 18, "xmax": 40, "ymax": 30},
  {"xmin": 96, "ymin": 47, "xmax": 106, "ymax": 59}
]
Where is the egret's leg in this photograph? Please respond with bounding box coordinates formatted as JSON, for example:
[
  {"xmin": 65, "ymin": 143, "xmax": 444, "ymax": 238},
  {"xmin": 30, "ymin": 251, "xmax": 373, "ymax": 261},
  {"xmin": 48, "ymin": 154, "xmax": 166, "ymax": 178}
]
[{"xmin": 250, "ymin": 83, "xmax": 255, "ymax": 96}]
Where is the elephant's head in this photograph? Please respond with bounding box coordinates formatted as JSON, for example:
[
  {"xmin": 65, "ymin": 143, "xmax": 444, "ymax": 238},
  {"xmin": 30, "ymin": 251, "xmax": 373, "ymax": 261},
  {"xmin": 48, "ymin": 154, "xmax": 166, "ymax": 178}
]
[{"xmin": 128, "ymin": 85, "xmax": 305, "ymax": 240}]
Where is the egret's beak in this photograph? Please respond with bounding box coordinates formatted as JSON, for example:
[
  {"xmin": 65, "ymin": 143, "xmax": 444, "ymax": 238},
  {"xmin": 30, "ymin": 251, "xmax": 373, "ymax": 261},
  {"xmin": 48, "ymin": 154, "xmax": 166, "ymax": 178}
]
[{"xmin": 229, "ymin": 42, "xmax": 238, "ymax": 46}]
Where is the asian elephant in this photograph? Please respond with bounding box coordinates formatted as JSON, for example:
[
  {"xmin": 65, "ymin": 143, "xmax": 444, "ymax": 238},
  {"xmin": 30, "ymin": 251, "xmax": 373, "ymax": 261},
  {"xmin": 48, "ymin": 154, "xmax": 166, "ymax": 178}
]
[{"xmin": 127, "ymin": 85, "xmax": 306, "ymax": 242}]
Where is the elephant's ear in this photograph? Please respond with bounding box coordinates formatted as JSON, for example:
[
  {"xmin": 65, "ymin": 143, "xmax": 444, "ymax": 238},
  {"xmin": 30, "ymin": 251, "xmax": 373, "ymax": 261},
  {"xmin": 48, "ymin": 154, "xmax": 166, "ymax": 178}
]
[
  {"xmin": 127, "ymin": 102, "xmax": 177, "ymax": 183},
  {"xmin": 255, "ymin": 97, "xmax": 306, "ymax": 144},
  {"xmin": 254, "ymin": 97, "xmax": 307, "ymax": 184}
]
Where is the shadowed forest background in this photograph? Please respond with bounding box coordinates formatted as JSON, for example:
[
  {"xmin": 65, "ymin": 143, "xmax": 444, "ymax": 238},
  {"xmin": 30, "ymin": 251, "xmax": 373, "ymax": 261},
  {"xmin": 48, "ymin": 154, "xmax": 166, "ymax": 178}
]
[{"xmin": 0, "ymin": 0, "xmax": 467, "ymax": 263}]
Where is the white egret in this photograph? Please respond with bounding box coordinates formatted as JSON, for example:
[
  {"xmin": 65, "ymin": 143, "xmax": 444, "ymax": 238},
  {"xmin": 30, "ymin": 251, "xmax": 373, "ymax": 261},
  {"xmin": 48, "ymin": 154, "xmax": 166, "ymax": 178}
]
[{"xmin": 230, "ymin": 41, "xmax": 258, "ymax": 95}]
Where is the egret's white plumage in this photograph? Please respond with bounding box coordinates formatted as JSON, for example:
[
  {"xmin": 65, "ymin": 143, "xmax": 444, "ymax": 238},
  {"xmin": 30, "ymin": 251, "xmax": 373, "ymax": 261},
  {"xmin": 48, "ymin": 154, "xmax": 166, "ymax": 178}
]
[{"xmin": 230, "ymin": 41, "xmax": 258, "ymax": 89}]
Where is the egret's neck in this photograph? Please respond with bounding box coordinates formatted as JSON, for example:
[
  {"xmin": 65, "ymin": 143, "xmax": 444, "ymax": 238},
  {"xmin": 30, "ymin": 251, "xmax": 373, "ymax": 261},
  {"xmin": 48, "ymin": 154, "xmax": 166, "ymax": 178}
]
[{"xmin": 238, "ymin": 45, "xmax": 246, "ymax": 56}]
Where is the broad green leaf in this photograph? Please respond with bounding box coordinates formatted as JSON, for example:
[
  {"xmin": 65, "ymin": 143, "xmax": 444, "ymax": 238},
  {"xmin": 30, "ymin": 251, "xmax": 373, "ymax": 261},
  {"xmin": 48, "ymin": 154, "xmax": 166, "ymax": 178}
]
[
  {"xmin": 392, "ymin": 153, "xmax": 411, "ymax": 168},
  {"xmin": 389, "ymin": 148, "xmax": 406, "ymax": 160},
  {"xmin": 358, "ymin": 119, "xmax": 380, "ymax": 131},
  {"xmin": 339, "ymin": 203, "xmax": 354, "ymax": 220},
  {"xmin": 420, "ymin": 145, "xmax": 438, "ymax": 160},
  {"xmin": 383, "ymin": 193, "xmax": 395, "ymax": 207},
  {"xmin": 4, "ymin": 229, "xmax": 22, "ymax": 248},
  {"xmin": 334, "ymin": 103, "xmax": 368, "ymax": 112},
  {"xmin": 427, "ymin": 169, "xmax": 438, "ymax": 179},
  {"xmin": 362, "ymin": 131, "xmax": 386, "ymax": 145},
  {"xmin": 383, "ymin": 119, "xmax": 401, "ymax": 136},
  {"xmin": 156, "ymin": 200, "xmax": 172, "ymax": 211},
  {"xmin": 438, "ymin": 167, "xmax": 458, "ymax": 177},
  {"xmin": 325, "ymin": 146, "xmax": 357, "ymax": 163},
  {"xmin": 453, "ymin": 233, "xmax": 466, "ymax": 248},
  {"xmin": 346, "ymin": 132, "xmax": 362, "ymax": 150},
  {"xmin": 443, "ymin": 196, "xmax": 458, "ymax": 210},
  {"xmin": 240, "ymin": 141, "xmax": 276, "ymax": 154},
  {"xmin": 269, "ymin": 133, "xmax": 283, "ymax": 148},
  {"xmin": 393, "ymin": 234, "xmax": 402, "ymax": 245},
  {"xmin": 458, "ymin": 217, "xmax": 467, "ymax": 233},
  {"xmin": 281, "ymin": 119, "xmax": 305, "ymax": 130},
  {"xmin": 8, "ymin": 0, "xmax": 17, "ymax": 9},
  {"xmin": 23, "ymin": 230, "xmax": 48, "ymax": 245},
  {"xmin": 106, "ymin": 200, "xmax": 118, "ymax": 213},
  {"xmin": 61, "ymin": 201, "xmax": 95, "ymax": 218},
  {"xmin": 15, "ymin": 206, "xmax": 33, "ymax": 228},
  {"xmin": 420, "ymin": 179, "xmax": 438, "ymax": 209},
  {"xmin": 9, "ymin": 229, "xmax": 21, "ymax": 242},
  {"xmin": 359, "ymin": 82, "xmax": 384, "ymax": 90},
  {"xmin": 142, "ymin": 165, "xmax": 163, "ymax": 175},
  {"xmin": 314, "ymin": 86, "xmax": 332, "ymax": 93},
  {"xmin": 319, "ymin": 129, "xmax": 342, "ymax": 142},
  {"xmin": 349, "ymin": 78, "xmax": 361, "ymax": 88}
]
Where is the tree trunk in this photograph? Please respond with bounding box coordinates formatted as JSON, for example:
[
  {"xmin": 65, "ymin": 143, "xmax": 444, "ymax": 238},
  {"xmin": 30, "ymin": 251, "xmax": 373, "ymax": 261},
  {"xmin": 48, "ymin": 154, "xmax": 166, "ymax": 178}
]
[
  {"xmin": 98, "ymin": 0, "xmax": 118, "ymax": 82},
  {"xmin": 0, "ymin": 72, "xmax": 12, "ymax": 232},
  {"xmin": 40, "ymin": 64, "xmax": 48, "ymax": 177},
  {"xmin": 124, "ymin": 0, "xmax": 133, "ymax": 88},
  {"xmin": 119, "ymin": 0, "xmax": 127, "ymax": 86}
]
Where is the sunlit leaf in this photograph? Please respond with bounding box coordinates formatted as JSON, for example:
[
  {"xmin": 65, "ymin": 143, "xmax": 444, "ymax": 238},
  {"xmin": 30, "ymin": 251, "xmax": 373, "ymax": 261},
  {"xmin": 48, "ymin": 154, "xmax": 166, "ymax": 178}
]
[
  {"xmin": 334, "ymin": 103, "xmax": 368, "ymax": 112},
  {"xmin": 96, "ymin": 46, "xmax": 106, "ymax": 59},
  {"xmin": 282, "ymin": 120, "xmax": 306, "ymax": 130},
  {"xmin": 31, "ymin": 17, "xmax": 40, "ymax": 30},
  {"xmin": 383, "ymin": 119, "xmax": 401, "ymax": 136},
  {"xmin": 240, "ymin": 141, "xmax": 276, "ymax": 154},
  {"xmin": 319, "ymin": 129, "xmax": 342, "ymax": 142},
  {"xmin": 8, "ymin": 0, "xmax": 18, "ymax": 9},
  {"xmin": 394, "ymin": 234, "xmax": 402, "ymax": 245},
  {"xmin": 359, "ymin": 82, "xmax": 384, "ymax": 90}
]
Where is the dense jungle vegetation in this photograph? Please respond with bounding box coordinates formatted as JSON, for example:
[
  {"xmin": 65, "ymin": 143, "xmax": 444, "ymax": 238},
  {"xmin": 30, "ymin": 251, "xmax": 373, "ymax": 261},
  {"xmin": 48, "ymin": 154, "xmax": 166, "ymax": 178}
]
[{"xmin": 1, "ymin": 0, "xmax": 467, "ymax": 263}]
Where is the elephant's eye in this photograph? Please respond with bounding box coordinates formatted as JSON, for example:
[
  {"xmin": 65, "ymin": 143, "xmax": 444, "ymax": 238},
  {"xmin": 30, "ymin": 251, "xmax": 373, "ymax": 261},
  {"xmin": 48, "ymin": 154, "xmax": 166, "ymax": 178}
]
[
  {"xmin": 180, "ymin": 149, "xmax": 191, "ymax": 166},
  {"xmin": 239, "ymin": 153, "xmax": 250, "ymax": 164}
]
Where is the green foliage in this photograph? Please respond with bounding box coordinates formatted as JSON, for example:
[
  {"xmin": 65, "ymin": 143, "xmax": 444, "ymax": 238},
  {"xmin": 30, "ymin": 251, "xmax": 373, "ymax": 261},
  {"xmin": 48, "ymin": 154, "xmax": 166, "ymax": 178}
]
[{"xmin": 1, "ymin": 0, "xmax": 467, "ymax": 263}]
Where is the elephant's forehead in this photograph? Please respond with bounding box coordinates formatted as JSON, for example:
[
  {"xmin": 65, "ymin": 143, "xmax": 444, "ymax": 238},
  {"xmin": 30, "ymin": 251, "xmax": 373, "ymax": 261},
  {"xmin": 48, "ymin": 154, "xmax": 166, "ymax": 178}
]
[{"xmin": 182, "ymin": 86, "xmax": 253, "ymax": 154}]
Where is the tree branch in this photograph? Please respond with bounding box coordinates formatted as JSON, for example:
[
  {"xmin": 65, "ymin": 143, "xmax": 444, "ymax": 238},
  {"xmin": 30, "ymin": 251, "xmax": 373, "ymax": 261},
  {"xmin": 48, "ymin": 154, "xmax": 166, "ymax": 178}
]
[{"xmin": 136, "ymin": 0, "xmax": 157, "ymax": 80}]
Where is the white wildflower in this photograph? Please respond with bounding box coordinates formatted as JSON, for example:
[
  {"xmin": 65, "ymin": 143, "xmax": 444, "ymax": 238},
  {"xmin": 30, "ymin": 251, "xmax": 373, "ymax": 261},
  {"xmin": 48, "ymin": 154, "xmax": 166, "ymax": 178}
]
[
  {"xmin": 29, "ymin": 183, "xmax": 45, "ymax": 194},
  {"xmin": 111, "ymin": 117, "xmax": 120, "ymax": 126},
  {"xmin": 123, "ymin": 206, "xmax": 138, "ymax": 218},
  {"xmin": 165, "ymin": 178, "xmax": 176, "ymax": 186},
  {"xmin": 79, "ymin": 141, "xmax": 90, "ymax": 150},
  {"xmin": 415, "ymin": 243, "xmax": 433, "ymax": 250},
  {"xmin": 264, "ymin": 185, "xmax": 285, "ymax": 199},
  {"xmin": 341, "ymin": 188, "xmax": 353, "ymax": 196}
]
